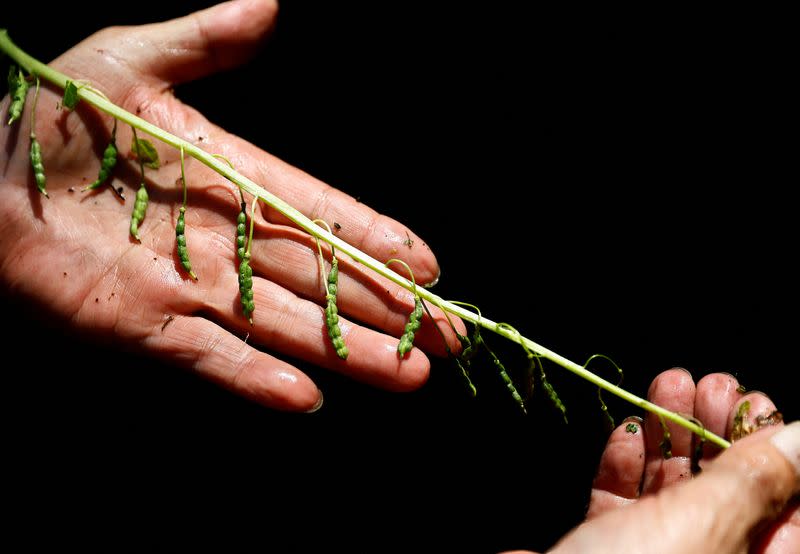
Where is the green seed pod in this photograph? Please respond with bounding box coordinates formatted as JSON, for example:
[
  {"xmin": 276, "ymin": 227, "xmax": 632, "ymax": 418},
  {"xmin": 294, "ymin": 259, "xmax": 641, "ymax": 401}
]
[
  {"xmin": 325, "ymin": 257, "xmax": 348, "ymax": 359},
  {"xmin": 455, "ymin": 324, "xmax": 482, "ymax": 372},
  {"xmin": 238, "ymin": 252, "xmax": 255, "ymax": 324},
  {"xmin": 29, "ymin": 133, "xmax": 47, "ymax": 197},
  {"xmin": 129, "ymin": 184, "xmax": 149, "ymax": 240},
  {"xmin": 236, "ymin": 204, "xmax": 247, "ymax": 261},
  {"xmin": 83, "ymin": 138, "xmax": 118, "ymax": 191},
  {"xmin": 397, "ymin": 296, "xmax": 423, "ymax": 357},
  {"xmin": 176, "ymin": 207, "xmax": 197, "ymax": 280},
  {"xmin": 7, "ymin": 65, "xmax": 29, "ymax": 126},
  {"xmin": 540, "ymin": 363, "xmax": 568, "ymax": 423},
  {"xmin": 487, "ymin": 349, "xmax": 526, "ymax": 415}
]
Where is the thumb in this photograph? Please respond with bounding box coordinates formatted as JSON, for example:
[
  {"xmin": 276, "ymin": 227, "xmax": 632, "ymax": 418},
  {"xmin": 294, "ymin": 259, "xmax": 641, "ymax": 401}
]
[
  {"xmin": 122, "ymin": 0, "xmax": 278, "ymax": 85},
  {"xmin": 696, "ymin": 421, "xmax": 800, "ymax": 547}
]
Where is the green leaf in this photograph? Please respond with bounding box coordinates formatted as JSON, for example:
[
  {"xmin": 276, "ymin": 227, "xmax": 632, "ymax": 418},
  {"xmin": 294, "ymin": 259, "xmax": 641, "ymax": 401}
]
[
  {"xmin": 62, "ymin": 80, "xmax": 79, "ymax": 110},
  {"xmin": 130, "ymin": 137, "xmax": 160, "ymax": 169}
]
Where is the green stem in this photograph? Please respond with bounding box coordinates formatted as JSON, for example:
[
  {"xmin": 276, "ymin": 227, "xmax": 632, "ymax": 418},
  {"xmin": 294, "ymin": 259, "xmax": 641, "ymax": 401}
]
[
  {"xmin": 0, "ymin": 30, "xmax": 730, "ymax": 449},
  {"xmin": 180, "ymin": 146, "xmax": 187, "ymax": 208}
]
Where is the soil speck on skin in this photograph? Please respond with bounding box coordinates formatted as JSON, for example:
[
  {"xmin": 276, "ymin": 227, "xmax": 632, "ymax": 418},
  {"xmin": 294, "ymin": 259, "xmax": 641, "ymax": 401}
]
[
  {"xmin": 334, "ymin": 222, "xmax": 341, "ymax": 231},
  {"xmin": 95, "ymin": 298, "xmax": 99, "ymax": 303},
  {"xmin": 68, "ymin": 187, "xmax": 75, "ymax": 193},
  {"xmin": 63, "ymin": 272, "xmax": 67, "ymax": 277},
  {"xmin": 162, "ymin": 315, "xmax": 175, "ymax": 332}
]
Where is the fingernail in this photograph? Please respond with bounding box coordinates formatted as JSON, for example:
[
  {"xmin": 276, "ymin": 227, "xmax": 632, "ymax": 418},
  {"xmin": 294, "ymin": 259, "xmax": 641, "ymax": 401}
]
[
  {"xmin": 770, "ymin": 421, "xmax": 800, "ymax": 477},
  {"xmin": 423, "ymin": 268, "xmax": 440, "ymax": 289},
  {"xmin": 305, "ymin": 389, "xmax": 324, "ymax": 414}
]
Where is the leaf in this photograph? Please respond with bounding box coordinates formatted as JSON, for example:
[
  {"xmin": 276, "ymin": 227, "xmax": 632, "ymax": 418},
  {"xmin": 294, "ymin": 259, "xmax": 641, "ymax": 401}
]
[
  {"xmin": 130, "ymin": 137, "xmax": 160, "ymax": 169},
  {"xmin": 62, "ymin": 80, "xmax": 79, "ymax": 110}
]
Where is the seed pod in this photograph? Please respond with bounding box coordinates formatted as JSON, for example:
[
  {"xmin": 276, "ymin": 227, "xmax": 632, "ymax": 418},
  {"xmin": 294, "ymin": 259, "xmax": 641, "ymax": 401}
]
[
  {"xmin": 397, "ymin": 296, "xmax": 423, "ymax": 357},
  {"xmin": 487, "ymin": 348, "xmax": 526, "ymax": 415},
  {"xmin": 325, "ymin": 257, "xmax": 348, "ymax": 359},
  {"xmin": 83, "ymin": 136, "xmax": 118, "ymax": 192},
  {"xmin": 174, "ymin": 146, "xmax": 197, "ymax": 279},
  {"xmin": 236, "ymin": 204, "xmax": 247, "ymax": 261},
  {"xmin": 29, "ymin": 133, "xmax": 47, "ymax": 198},
  {"xmin": 129, "ymin": 184, "xmax": 149, "ymax": 240},
  {"xmin": 238, "ymin": 252, "xmax": 255, "ymax": 324},
  {"xmin": 539, "ymin": 362, "xmax": 568, "ymax": 424},
  {"xmin": 7, "ymin": 65, "xmax": 29, "ymax": 126},
  {"xmin": 176, "ymin": 207, "xmax": 197, "ymax": 280}
]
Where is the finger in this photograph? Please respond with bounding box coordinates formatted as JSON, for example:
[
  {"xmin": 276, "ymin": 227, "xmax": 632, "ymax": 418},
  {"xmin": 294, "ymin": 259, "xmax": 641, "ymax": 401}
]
[
  {"xmin": 225, "ymin": 139, "xmax": 441, "ymax": 286},
  {"xmin": 198, "ymin": 269, "xmax": 431, "ymax": 392},
  {"xmin": 695, "ymin": 372, "xmax": 744, "ymax": 458},
  {"xmin": 587, "ymin": 416, "xmax": 646, "ymax": 519},
  {"xmin": 143, "ymin": 313, "xmax": 322, "ymax": 412},
  {"xmin": 728, "ymin": 392, "xmax": 783, "ymax": 441},
  {"xmin": 136, "ymin": 202, "xmax": 463, "ymax": 356},
  {"xmin": 244, "ymin": 224, "xmax": 462, "ymax": 355},
  {"xmin": 123, "ymin": 0, "xmax": 278, "ymax": 86},
  {"xmin": 642, "ymin": 368, "xmax": 697, "ymax": 494}
]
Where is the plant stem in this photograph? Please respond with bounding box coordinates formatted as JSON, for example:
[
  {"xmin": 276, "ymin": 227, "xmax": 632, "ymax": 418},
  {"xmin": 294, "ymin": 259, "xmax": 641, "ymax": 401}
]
[{"xmin": 0, "ymin": 30, "xmax": 730, "ymax": 449}]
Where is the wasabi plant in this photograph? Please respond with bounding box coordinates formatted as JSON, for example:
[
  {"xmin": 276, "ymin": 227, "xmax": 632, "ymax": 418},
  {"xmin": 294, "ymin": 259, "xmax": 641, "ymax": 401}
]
[{"xmin": 0, "ymin": 29, "xmax": 733, "ymax": 452}]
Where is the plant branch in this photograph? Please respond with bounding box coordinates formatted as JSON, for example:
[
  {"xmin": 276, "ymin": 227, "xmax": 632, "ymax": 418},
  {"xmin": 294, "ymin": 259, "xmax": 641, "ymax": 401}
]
[{"xmin": 0, "ymin": 30, "xmax": 730, "ymax": 449}]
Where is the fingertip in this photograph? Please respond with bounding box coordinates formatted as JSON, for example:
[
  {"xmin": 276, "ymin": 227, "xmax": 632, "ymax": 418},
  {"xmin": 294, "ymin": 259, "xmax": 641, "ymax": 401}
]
[
  {"xmin": 592, "ymin": 418, "xmax": 646, "ymax": 495},
  {"xmin": 137, "ymin": 0, "xmax": 280, "ymax": 85},
  {"xmin": 728, "ymin": 392, "xmax": 782, "ymax": 441},
  {"xmin": 645, "ymin": 368, "xmax": 697, "ymax": 456},
  {"xmin": 246, "ymin": 364, "xmax": 322, "ymax": 412},
  {"xmin": 695, "ymin": 372, "xmax": 744, "ymax": 454},
  {"xmin": 390, "ymin": 347, "xmax": 431, "ymax": 392},
  {"xmin": 304, "ymin": 388, "xmax": 324, "ymax": 414}
]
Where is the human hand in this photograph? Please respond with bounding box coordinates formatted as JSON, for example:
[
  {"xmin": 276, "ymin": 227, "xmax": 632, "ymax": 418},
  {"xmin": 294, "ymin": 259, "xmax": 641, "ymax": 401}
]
[
  {"xmin": 0, "ymin": 0, "xmax": 459, "ymax": 412},
  {"xmin": 552, "ymin": 369, "xmax": 799, "ymax": 553}
]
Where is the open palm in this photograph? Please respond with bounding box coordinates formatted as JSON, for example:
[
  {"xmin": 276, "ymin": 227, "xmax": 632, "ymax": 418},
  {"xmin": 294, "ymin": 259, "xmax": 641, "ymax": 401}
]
[{"xmin": 0, "ymin": 0, "xmax": 458, "ymax": 412}]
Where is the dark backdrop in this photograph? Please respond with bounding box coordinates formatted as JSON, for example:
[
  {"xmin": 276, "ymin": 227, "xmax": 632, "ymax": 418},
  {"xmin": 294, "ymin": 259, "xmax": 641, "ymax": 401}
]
[{"xmin": 3, "ymin": 3, "xmax": 795, "ymax": 552}]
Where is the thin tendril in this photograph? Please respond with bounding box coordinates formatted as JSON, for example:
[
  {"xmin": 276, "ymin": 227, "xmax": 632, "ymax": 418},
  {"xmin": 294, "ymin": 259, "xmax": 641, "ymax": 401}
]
[
  {"xmin": 246, "ymin": 198, "xmax": 257, "ymax": 257},
  {"xmin": 30, "ymin": 75, "xmax": 40, "ymax": 130}
]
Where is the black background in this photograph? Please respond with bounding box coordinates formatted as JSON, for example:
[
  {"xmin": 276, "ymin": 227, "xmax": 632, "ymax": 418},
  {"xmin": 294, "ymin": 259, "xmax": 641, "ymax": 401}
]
[{"xmin": 2, "ymin": 3, "xmax": 796, "ymax": 552}]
